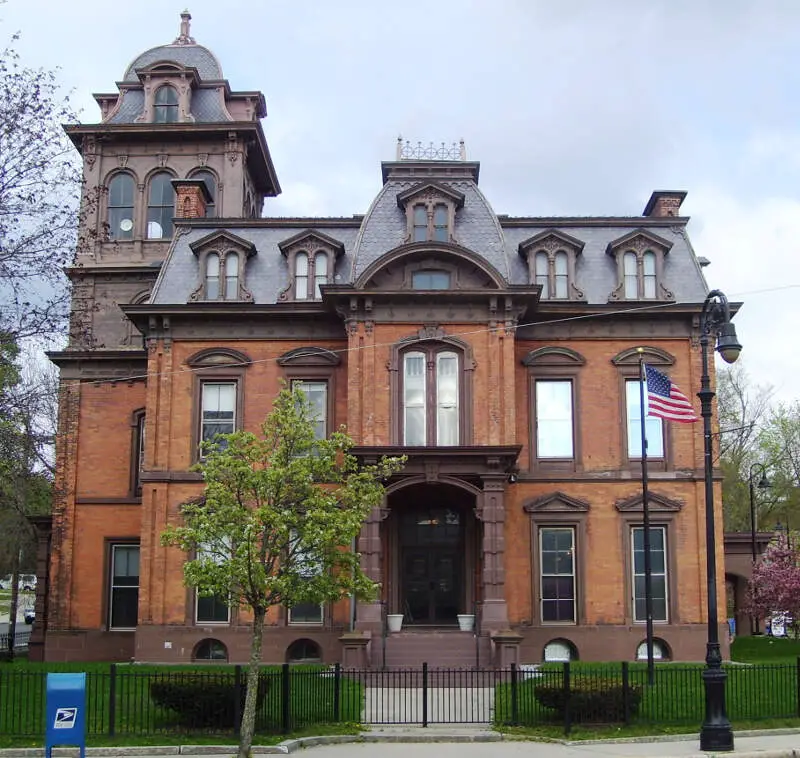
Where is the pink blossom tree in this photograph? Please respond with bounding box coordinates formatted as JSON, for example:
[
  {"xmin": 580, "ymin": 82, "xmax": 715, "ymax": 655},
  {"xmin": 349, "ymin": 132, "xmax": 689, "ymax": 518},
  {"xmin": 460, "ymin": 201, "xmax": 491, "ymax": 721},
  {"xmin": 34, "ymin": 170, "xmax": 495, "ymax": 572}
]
[{"xmin": 745, "ymin": 532, "xmax": 800, "ymax": 631}]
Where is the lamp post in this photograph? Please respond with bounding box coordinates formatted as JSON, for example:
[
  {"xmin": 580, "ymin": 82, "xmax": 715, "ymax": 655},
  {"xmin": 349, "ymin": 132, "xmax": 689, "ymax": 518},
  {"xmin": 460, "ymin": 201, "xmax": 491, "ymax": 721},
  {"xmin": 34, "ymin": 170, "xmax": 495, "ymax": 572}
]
[
  {"xmin": 748, "ymin": 463, "xmax": 770, "ymax": 634},
  {"xmin": 698, "ymin": 289, "xmax": 741, "ymax": 753}
]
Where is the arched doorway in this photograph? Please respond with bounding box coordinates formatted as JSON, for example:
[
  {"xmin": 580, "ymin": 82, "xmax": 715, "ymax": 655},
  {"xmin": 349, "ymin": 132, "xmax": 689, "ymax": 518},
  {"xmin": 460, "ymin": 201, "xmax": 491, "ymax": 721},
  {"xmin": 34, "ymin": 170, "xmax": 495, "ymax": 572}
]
[{"xmin": 386, "ymin": 482, "xmax": 479, "ymax": 626}]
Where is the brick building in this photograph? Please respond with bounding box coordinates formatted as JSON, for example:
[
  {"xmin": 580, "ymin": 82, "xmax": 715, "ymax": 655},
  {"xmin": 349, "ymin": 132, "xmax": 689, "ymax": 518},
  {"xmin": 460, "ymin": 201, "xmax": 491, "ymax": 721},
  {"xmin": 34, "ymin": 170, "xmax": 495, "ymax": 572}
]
[{"xmin": 36, "ymin": 14, "xmax": 732, "ymax": 666}]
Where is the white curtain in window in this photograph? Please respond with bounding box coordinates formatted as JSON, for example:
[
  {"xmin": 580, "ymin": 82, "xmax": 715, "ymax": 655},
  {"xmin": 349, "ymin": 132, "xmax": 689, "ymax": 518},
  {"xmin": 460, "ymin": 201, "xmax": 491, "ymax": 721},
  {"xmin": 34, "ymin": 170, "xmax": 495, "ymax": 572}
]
[
  {"xmin": 314, "ymin": 252, "xmax": 328, "ymax": 299},
  {"xmin": 643, "ymin": 251, "xmax": 656, "ymax": 299},
  {"xmin": 206, "ymin": 253, "xmax": 220, "ymax": 300},
  {"xmin": 626, "ymin": 380, "xmax": 663, "ymax": 457},
  {"xmin": 554, "ymin": 251, "xmax": 568, "ymax": 298},
  {"xmin": 436, "ymin": 352, "xmax": 459, "ymax": 445},
  {"xmin": 404, "ymin": 352, "xmax": 426, "ymax": 445},
  {"xmin": 624, "ymin": 252, "xmax": 638, "ymax": 299},
  {"xmin": 295, "ymin": 252, "xmax": 309, "ymax": 300},
  {"xmin": 224, "ymin": 253, "xmax": 239, "ymax": 300},
  {"xmin": 535, "ymin": 252, "xmax": 550, "ymax": 298},
  {"xmin": 536, "ymin": 380, "xmax": 573, "ymax": 457}
]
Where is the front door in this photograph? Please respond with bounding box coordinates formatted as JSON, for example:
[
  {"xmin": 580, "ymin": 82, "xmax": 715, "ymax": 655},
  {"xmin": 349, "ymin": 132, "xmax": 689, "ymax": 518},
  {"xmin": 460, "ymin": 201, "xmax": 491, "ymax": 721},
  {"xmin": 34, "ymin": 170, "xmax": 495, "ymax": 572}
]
[
  {"xmin": 403, "ymin": 548, "xmax": 460, "ymax": 623},
  {"xmin": 399, "ymin": 506, "xmax": 464, "ymax": 625}
]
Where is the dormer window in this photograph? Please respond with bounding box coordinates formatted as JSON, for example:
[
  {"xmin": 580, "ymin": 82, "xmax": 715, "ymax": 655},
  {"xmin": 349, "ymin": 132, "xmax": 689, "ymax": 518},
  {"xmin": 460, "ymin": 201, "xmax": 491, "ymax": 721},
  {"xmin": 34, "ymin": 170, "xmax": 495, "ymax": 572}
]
[
  {"xmin": 278, "ymin": 230, "xmax": 344, "ymax": 303},
  {"xmin": 397, "ymin": 183, "xmax": 465, "ymax": 245},
  {"xmin": 519, "ymin": 231, "xmax": 585, "ymax": 301},
  {"xmin": 412, "ymin": 269, "xmax": 450, "ymax": 290},
  {"xmin": 203, "ymin": 252, "xmax": 241, "ymax": 301},
  {"xmin": 189, "ymin": 231, "xmax": 256, "ymax": 303},
  {"xmin": 608, "ymin": 230, "xmax": 673, "ymax": 302},
  {"xmin": 154, "ymin": 85, "xmax": 179, "ymax": 123}
]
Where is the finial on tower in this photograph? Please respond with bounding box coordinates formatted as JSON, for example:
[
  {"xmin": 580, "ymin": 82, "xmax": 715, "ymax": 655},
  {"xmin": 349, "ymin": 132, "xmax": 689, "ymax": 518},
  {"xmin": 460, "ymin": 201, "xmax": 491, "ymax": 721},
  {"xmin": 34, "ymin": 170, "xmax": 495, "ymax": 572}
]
[
  {"xmin": 174, "ymin": 10, "xmax": 196, "ymax": 46},
  {"xmin": 395, "ymin": 136, "xmax": 467, "ymax": 161}
]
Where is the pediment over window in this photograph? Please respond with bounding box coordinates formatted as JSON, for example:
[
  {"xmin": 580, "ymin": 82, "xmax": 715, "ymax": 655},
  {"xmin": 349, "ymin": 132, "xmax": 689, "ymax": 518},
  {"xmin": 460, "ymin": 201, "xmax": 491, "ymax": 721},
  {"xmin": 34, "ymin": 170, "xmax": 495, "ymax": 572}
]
[
  {"xmin": 521, "ymin": 347, "xmax": 586, "ymax": 367},
  {"xmin": 134, "ymin": 61, "xmax": 201, "ymax": 87},
  {"xmin": 277, "ymin": 346, "xmax": 341, "ymax": 367},
  {"xmin": 606, "ymin": 229, "xmax": 673, "ymax": 256},
  {"xmin": 611, "ymin": 346, "xmax": 675, "ymax": 367},
  {"xmin": 186, "ymin": 347, "xmax": 251, "ymax": 368},
  {"xmin": 190, "ymin": 230, "xmax": 256, "ymax": 258},
  {"xmin": 357, "ymin": 243, "xmax": 505, "ymax": 290},
  {"xmin": 518, "ymin": 230, "xmax": 585, "ymax": 258},
  {"xmin": 278, "ymin": 229, "xmax": 345, "ymax": 259},
  {"xmin": 396, "ymin": 182, "xmax": 465, "ymax": 210},
  {"xmin": 614, "ymin": 491, "xmax": 683, "ymax": 513},
  {"xmin": 523, "ymin": 491, "xmax": 590, "ymax": 513},
  {"xmin": 517, "ymin": 231, "xmax": 585, "ymax": 300}
]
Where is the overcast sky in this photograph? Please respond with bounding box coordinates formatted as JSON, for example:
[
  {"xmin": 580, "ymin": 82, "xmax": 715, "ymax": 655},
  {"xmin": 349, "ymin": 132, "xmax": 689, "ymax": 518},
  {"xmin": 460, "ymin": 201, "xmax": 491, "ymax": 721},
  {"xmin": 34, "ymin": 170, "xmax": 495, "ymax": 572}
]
[{"xmin": 4, "ymin": 0, "xmax": 799, "ymax": 402}]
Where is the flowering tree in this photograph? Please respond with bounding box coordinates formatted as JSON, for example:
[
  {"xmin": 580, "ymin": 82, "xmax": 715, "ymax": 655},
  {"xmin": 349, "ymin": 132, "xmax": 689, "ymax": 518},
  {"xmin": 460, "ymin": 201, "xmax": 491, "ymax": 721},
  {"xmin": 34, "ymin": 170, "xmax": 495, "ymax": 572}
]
[
  {"xmin": 745, "ymin": 531, "xmax": 800, "ymax": 631},
  {"xmin": 161, "ymin": 386, "xmax": 404, "ymax": 758}
]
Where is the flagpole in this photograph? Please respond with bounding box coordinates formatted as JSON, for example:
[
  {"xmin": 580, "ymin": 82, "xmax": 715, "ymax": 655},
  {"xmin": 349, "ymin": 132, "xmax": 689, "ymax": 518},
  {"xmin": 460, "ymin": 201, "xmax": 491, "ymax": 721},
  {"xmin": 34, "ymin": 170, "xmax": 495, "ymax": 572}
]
[{"xmin": 638, "ymin": 350, "xmax": 655, "ymax": 685}]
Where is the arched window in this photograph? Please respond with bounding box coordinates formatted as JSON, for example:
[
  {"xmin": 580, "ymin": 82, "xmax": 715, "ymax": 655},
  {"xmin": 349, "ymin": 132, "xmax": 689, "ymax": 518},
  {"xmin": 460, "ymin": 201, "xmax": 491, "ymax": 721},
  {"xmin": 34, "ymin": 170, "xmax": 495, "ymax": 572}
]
[
  {"xmin": 554, "ymin": 251, "xmax": 568, "ymax": 298},
  {"xmin": 107, "ymin": 173, "xmax": 135, "ymax": 240},
  {"xmin": 413, "ymin": 205, "xmax": 427, "ymax": 242},
  {"xmin": 543, "ymin": 638, "xmax": 578, "ymax": 662},
  {"xmin": 193, "ymin": 638, "xmax": 228, "ymax": 661},
  {"xmin": 191, "ymin": 170, "xmax": 216, "ymax": 217},
  {"xmin": 433, "ymin": 205, "xmax": 448, "ymax": 242},
  {"xmin": 643, "ymin": 251, "xmax": 656, "ymax": 299},
  {"xmin": 153, "ymin": 85, "xmax": 179, "ymax": 123},
  {"xmin": 314, "ymin": 251, "xmax": 328, "ymax": 298},
  {"xmin": 206, "ymin": 253, "xmax": 220, "ymax": 299},
  {"xmin": 402, "ymin": 346, "xmax": 460, "ymax": 446},
  {"xmin": 286, "ymin": 638, "xmax": 322, "ymax": 663},
  {"xmin": 146, "ymin": 172, "xmax": 175, "ymax": 239},
  {"xmin": 295, "ymin": 252, "xmax": 309, "ymax": 300},
  {"xmin": 535, "ymin": 252, "xmax": 549, "ymax": 298},
  {"xmin": 225, "ymin": 253, "xmax": 239, "ymax": 301},
  {"xmin": 623, "ymin": 252, "xmax": 638, "ymax": 299}
]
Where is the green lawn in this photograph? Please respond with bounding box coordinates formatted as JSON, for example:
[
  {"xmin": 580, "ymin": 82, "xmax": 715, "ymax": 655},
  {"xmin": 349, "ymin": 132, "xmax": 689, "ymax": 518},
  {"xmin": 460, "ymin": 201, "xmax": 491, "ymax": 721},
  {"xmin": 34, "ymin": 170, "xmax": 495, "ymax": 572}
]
[
  {"xmin": 494, "ymin": 661, "xmax": 800, "ymax": 730},
  {"xmin": 731, "ymin": 635, "xmax": 800, "ymax": 663},
  {"xmin": 0, "ymin": 661, "xmax": 363, "ymax": 741}
]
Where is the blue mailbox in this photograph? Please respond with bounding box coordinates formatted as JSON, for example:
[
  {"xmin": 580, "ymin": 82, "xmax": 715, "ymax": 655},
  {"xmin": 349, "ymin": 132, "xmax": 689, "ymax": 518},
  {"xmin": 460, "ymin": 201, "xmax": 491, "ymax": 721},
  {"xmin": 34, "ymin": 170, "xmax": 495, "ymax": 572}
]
[{"xmin": 45, "ymin": 672, "xmax": 87, "ymax": 758}]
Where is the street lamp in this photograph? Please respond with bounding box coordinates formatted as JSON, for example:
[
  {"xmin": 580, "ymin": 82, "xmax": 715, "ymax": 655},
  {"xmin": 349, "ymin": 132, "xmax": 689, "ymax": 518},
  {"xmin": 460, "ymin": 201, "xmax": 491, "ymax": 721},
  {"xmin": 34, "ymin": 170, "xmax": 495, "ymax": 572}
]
[
  {"xmin": 699, "ymin": 289, "xmax": 741, "ymax": 753},
  {"xmin": 748, "ymin": 463, "xmax": 770, "ymax": 634}
]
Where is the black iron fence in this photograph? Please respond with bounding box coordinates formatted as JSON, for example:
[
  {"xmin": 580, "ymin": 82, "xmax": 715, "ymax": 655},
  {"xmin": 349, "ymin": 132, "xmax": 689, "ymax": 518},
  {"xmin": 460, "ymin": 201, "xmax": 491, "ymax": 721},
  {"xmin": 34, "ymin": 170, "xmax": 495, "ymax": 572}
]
[
  {"xmin": 0, "ymin": 629, "xmax": 30, "ymax": 651},
  {"xmin": 1, "ymin": 660, "xmax": 799, "ymax": 738}
]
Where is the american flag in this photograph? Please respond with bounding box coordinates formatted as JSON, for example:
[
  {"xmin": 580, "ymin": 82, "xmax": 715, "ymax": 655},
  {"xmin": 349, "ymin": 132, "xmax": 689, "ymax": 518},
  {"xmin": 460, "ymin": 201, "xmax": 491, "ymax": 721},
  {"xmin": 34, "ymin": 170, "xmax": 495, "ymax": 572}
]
[{"xmin": 645, "ymin": 364, "xmax": 699, "ymax": 423}]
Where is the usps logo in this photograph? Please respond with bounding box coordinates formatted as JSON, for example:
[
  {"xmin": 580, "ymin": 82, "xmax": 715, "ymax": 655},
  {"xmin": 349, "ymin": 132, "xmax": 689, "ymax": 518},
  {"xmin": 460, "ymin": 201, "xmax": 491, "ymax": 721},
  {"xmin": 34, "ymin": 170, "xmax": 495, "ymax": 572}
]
[{"xmin": 53, "ymin": 707, "xmax": 78, "ymax": 729}]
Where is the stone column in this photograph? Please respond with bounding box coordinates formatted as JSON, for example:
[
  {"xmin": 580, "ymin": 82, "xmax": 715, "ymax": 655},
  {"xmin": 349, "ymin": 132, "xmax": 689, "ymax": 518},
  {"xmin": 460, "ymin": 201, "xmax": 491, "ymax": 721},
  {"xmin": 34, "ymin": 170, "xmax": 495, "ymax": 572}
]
[
  {"xmin": 26, "ymin": 516, "xmax": 53, "ymax": 662},
  {"xmin": 355, "ymin": 505, "xmax": 388, "ymax": 632},
  {"xmin": 479, "ymin": 475, "xmax": 508, "ymax": 629}
]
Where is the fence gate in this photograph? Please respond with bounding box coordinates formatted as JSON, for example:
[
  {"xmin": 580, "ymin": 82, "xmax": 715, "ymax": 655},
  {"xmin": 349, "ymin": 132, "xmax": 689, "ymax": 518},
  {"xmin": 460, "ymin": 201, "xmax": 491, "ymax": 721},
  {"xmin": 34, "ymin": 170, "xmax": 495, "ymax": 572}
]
[{"xmin": 352, "ymin": 664, "xmax": 505, "ymax": 725}]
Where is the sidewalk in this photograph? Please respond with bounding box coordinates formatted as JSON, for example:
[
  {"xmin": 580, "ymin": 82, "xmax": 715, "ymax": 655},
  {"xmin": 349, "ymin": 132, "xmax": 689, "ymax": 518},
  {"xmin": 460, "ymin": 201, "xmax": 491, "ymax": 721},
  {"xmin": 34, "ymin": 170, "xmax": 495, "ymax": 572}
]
[{"xmin": 3, "ymin": 727, "xmax": 798, "ymax": 757}]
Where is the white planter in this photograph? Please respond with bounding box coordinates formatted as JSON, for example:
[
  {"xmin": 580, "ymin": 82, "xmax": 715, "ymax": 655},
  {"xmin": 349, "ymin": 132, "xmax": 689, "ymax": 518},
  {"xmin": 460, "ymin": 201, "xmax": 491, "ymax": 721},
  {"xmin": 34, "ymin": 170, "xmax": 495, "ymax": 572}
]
[
  {"xmin": 457, "ymin": 614, "xmax": 475, "ymax": 632},
  {"xmin": 387, "ymin": 614, "xmax": 404, "ymax": 633}
]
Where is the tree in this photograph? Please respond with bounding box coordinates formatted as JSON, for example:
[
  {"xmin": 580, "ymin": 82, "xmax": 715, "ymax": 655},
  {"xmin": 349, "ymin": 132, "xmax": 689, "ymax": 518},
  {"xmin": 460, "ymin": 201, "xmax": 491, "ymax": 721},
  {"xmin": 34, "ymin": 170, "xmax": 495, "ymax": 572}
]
[
  {"xmin": 0, "ymin": 33, "xmax": 88, "ymax": 343},
  {"xmin": 161, "ymin": 387, "xmax": 404, "ymax": 758},
  {"xmin": 745, "ymin": 531, "xmax": 800, "ymax": 632},
  {"xmin": 757, "ymin": 402, "xmax": 800, "ymax": 529},
  {"xmin": 0, "ymin": 333, "xmax": 53, "ymax": 659},
  {"xmin": 715, "ymin": 363, "xmax": 773, "ymax": 531}
]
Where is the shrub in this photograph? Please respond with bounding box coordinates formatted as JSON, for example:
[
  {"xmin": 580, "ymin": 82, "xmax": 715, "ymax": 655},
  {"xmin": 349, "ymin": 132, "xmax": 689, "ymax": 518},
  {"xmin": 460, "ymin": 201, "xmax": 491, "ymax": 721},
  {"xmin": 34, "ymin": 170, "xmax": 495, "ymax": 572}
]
[
  {"xmin": 534, "ymin": 680, "xmax": 641, "ymax": 723},
  {"xmin": 150, "ymin": 674, "xmax": 270, "ymax": 729}
]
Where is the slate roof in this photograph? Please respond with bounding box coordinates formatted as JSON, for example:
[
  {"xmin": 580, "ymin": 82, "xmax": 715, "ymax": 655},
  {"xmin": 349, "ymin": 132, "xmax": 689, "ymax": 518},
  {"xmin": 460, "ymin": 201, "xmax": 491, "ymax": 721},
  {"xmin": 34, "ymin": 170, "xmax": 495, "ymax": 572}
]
[
  {"xmin": 351, "ymin": 180, "xmax": 507, "ymax": 280},
  {"xmin": 108, "ymin": 83, "xmax": 230, "ymax": 124},
  {"xmin": 123, "ymin": 44, "xmax": 223, "ymax": 82},
  {"xmin": 152, "ymin": 226, "xmax": 360, "ymax": 305},
  {"xmin": 151, "ymin": 173, "xmax": 709, "ymax": 307},
  {"xmin": 502, "ymin": 224, "xmax": 708, "ymax": 301}
]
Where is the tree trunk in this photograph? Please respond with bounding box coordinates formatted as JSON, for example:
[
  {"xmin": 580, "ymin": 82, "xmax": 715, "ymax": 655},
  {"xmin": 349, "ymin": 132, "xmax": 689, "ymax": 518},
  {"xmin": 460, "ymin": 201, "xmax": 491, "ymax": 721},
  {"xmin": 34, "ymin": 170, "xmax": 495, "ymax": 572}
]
[
  {"xmin": 6, "ymin": 553, "xmax": 20, "ymax": 661},
  {"xmin": 237, "ymin": 606, "xmax": 265, "ymax": 758}
]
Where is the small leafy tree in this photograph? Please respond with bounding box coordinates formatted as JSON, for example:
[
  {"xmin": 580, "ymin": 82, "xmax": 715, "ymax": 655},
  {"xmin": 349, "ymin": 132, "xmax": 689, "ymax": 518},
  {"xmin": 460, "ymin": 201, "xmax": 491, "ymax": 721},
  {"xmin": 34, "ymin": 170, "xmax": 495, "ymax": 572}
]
[
  {"xmin": 161, "ymin": 386, "xmax": 404, "ymax": 758},
  {"xmin": 745, "ymin": 531, "xmax": 800, "ymax": 633}
]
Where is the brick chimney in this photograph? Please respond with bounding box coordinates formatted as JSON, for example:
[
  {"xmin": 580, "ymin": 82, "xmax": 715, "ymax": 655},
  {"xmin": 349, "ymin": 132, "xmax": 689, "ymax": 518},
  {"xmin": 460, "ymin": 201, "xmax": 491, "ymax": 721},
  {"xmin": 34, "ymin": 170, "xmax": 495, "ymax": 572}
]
[
  {"xmin": 642, "ymin": 190, "xmax": 687, "ymax": 218},
  {"xmin": 172, "ymin": 179, "xmax": 212, "ymax": 219}
]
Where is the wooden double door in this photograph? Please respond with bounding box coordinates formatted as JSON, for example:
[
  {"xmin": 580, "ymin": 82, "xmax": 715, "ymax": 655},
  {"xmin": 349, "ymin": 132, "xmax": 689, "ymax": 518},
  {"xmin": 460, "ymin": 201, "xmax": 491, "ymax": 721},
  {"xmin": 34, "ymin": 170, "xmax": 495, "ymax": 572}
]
[{"xmin": 399, "ymin": 506, "xmax": 464, "ymax": 625}]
